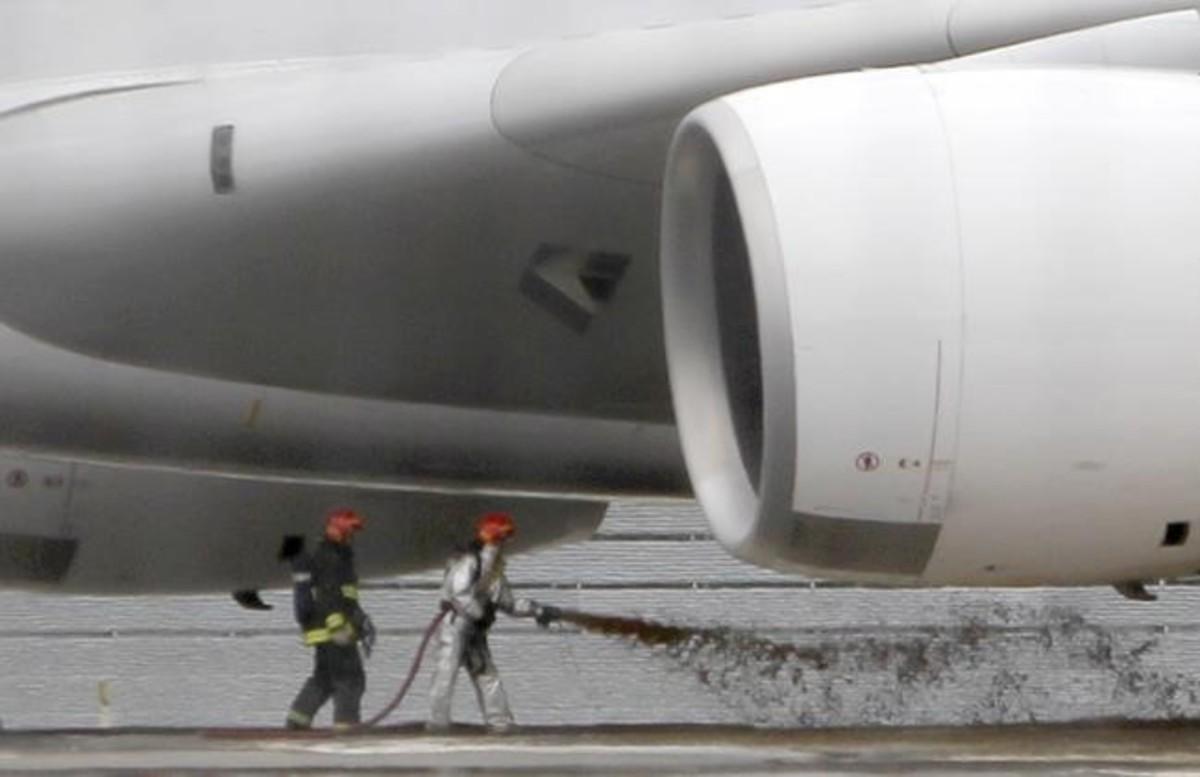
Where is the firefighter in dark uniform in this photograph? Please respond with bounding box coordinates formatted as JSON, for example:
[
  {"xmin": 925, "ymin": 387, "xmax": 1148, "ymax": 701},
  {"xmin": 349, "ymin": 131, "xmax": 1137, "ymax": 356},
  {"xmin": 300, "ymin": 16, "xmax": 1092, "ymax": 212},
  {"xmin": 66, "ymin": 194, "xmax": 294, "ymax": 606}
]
[{"xmin": 286, "ymin": 508, "xmax": 376, "ymax": 730}]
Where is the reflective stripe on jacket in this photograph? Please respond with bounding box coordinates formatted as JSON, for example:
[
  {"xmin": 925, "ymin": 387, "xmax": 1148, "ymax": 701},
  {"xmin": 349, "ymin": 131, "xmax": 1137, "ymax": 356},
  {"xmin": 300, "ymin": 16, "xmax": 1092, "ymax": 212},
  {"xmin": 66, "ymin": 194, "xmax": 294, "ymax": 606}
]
[
  {"xmin": 303, "ymin": 612, "xmax": 355, "ymax": 646},
  {"xmin": 294, "ymin": 538, "xmax": 363, "ymax": 646}
]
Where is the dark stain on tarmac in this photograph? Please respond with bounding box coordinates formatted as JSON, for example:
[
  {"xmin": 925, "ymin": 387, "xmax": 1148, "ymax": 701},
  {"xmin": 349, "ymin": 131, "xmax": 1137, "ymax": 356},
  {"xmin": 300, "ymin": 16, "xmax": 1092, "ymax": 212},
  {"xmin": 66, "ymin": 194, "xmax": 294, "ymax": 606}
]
[{"xmin": 563, "ymin": 604, "xmax": 1200, "ymax": 727}]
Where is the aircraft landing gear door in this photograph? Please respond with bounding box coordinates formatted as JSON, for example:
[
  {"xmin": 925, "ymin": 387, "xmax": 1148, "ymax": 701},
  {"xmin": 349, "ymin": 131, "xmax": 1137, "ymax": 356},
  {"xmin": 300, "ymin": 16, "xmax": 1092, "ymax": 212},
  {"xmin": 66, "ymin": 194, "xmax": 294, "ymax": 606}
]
[
  {"xmin": 0, "ymin": 454, "xmax": 76, "ymax": 585},
  {"xmin": 792, "ymin": 338, "xmax": 952, "ymax": 525}
]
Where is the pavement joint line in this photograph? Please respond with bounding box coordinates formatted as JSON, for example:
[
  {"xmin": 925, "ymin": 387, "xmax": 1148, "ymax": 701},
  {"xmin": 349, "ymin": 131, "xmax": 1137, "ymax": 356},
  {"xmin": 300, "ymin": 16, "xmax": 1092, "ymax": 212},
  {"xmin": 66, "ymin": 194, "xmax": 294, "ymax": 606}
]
[{"xmin": 267, "ymin": 739, "xmax": 794, "ymax": 757}]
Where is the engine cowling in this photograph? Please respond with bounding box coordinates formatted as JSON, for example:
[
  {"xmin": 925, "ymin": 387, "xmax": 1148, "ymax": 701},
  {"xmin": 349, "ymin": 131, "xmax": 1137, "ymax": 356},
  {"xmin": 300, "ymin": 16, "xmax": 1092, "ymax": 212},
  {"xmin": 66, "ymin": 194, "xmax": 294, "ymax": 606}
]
[{"xmin": 661, "ymin": 66, "xmax": 1200, "ymax": 585}]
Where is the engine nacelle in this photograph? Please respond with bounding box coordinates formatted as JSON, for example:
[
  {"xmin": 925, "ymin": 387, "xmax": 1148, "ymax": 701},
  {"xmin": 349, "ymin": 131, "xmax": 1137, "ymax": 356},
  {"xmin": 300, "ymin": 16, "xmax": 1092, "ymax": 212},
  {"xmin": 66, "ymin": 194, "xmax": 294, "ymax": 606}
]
[{"xmin": 662, "ymin": 66, "xmax": 1200, "ymax": 585}]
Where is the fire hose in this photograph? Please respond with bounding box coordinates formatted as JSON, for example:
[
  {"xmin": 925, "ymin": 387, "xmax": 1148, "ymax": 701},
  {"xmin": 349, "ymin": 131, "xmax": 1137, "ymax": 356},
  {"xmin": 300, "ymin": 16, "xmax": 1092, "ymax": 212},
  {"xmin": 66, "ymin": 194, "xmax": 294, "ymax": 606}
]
[
  {"xmin": 357, "ymin": 609, "xmax": 447, "ymax": 730},
  {"xmin": 353, "ymin": 607, "xmax": 682, "ymax": 731}
]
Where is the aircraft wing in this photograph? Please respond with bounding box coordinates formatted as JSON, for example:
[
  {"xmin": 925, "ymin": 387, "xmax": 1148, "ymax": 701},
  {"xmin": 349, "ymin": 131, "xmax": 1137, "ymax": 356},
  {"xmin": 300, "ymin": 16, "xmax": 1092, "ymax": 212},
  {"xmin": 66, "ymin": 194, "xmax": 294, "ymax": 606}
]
[{"xmin": 491, "ymin": 0, "xmax": 1196, "ymax": 181}]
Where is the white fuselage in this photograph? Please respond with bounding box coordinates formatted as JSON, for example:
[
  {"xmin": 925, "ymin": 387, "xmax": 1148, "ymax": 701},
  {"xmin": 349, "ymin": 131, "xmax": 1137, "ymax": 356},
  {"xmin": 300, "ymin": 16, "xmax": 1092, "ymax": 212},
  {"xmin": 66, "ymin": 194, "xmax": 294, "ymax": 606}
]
[
  {"xmin": 3, "ymin": 0, "xmax": 1198, "ymax": 591},
  {"xmin": 0, "ymin": 0, "xmax": 825, "ymax": 591}
]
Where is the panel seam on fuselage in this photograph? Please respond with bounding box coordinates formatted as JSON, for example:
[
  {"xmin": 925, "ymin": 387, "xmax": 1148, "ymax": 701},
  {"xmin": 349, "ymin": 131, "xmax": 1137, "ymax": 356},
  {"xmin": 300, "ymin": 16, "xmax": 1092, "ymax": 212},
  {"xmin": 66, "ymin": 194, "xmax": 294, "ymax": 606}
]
[
  {"xmin": 917, "ymin": 66, "xmax": 968, "ymax": 528},
  {"xmin": 0, "ymin": 80, "xmax": 196, "ymax": 122}
]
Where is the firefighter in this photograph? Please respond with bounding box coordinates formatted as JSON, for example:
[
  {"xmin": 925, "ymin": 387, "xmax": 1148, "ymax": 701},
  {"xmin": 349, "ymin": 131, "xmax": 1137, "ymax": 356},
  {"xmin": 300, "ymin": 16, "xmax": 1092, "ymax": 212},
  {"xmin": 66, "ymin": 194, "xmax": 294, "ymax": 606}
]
[
  {"xmin": 426, "ymin": 512, "xmax": 561, "ymax": 733},
  {"xmin": 285, "ymin": 508, "xmax": 377, "ymax": 730}
]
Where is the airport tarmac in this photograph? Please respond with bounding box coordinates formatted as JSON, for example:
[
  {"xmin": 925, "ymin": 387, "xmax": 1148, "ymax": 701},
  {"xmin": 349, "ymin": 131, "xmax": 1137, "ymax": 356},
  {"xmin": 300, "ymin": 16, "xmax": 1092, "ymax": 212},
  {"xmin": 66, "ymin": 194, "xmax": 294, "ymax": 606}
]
[{"xmin": 4, "ymin": 722, "xmax": 1200, "ymax": 775}]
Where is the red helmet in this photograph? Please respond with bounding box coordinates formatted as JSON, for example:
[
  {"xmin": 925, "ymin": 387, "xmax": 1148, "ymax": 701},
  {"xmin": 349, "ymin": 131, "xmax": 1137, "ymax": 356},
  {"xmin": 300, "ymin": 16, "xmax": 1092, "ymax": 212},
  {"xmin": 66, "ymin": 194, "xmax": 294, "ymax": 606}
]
[
  {"xmin": 476, "ymin": 512, "xmax": 516, "ymax": 544},
  {"xmin": 325, "ymin": 508, "xmax": 366, "ymax": 543}
]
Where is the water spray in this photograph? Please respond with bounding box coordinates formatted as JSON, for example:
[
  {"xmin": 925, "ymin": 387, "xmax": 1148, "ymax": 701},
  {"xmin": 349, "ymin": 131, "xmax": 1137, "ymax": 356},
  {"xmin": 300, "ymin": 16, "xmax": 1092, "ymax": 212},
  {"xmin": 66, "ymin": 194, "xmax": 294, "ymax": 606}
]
[
  {"xmin": 557, "ymin": 607, "xmax": 829, "ymax": 664},
  {"xmin": 557, "ymin": 609, "xmax": 705, "ymax": 646},
  {"xmin": 553, "ymin": 604, "xmax": 1200, "ymax": 727}
]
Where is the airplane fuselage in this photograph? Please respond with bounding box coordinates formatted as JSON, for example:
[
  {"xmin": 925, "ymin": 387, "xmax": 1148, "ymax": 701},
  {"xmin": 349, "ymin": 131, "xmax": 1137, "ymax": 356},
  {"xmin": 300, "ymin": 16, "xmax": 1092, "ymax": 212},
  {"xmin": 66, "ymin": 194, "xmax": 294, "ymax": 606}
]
[{"xmin": 4, "ymin": 0, "xmax": 1199, "ymax": 592}]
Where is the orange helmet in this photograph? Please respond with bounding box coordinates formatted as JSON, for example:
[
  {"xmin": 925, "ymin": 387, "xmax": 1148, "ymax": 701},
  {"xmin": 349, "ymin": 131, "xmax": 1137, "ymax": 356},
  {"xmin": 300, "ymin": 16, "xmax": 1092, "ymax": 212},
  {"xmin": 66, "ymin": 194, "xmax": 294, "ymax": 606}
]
[
  {"xmin": 476, "ymin": 512, "xmax": 516, "ymax": 544},
  {"xmin": 325, "ymin": 508, "xmax": 366, "ymax": 543}
]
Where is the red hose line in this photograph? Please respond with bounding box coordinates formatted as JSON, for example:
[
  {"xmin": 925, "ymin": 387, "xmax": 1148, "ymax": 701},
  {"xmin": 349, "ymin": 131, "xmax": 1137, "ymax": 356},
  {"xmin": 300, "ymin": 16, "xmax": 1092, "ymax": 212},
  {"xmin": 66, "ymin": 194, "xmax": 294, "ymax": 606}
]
[{"xmin": 358, "ymin": 609, "xmax": 447, "ymax": 730}]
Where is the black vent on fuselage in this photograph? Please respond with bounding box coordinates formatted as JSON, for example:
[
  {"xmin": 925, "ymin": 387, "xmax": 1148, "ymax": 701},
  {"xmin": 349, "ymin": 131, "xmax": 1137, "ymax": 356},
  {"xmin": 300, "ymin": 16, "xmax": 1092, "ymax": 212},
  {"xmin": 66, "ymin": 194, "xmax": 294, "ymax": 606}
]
[
  {"xmin": 210, "ymin": 124, "xmax": 236, "ymax": 194},
  {"xmin": 520, "ymin": 245, "xmax": 631, "ymax": 333},
  {"xmin": 1164, "ymin": 521, "xmax": 1190, "ymax": 547}
]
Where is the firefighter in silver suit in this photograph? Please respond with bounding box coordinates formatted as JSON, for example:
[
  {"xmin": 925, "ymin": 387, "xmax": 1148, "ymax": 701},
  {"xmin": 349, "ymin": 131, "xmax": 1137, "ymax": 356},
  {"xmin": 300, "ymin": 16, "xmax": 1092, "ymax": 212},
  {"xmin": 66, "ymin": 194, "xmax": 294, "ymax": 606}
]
[{"xmin": 426, "ymin": 512, "xmax": 560, "ymax": 733}]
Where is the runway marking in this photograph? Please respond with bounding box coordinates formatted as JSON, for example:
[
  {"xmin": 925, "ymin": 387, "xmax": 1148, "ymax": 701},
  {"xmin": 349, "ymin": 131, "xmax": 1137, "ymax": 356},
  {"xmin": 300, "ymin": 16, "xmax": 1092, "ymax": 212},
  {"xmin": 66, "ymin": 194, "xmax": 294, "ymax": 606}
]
[{"xmin": 259, "ymin": 738, "xmax": 814, "ymax": 760}]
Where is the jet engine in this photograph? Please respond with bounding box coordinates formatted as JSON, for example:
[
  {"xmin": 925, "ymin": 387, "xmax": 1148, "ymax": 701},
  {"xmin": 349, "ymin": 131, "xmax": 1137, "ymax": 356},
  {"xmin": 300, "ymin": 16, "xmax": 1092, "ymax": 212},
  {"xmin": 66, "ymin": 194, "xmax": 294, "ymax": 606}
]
[{"xmin": 661, "ymin": 66, "xmax": 1200, "ymax": 586}]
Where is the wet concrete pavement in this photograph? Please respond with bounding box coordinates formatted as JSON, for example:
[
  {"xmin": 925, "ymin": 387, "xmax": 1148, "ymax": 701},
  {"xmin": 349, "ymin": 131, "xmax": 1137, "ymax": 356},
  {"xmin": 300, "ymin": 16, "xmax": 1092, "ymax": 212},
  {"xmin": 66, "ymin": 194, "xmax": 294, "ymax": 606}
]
[
  {"xmin": 11, "ymin": 504, "xmax": 1200, "ymax": 732},
  {"xmin": 10, "ymin": 502, "xmax": 1200, "ymax": 773},
  {"xmin": 5, "ymin": 721, "xmax": 1200, "ymax": 774}
]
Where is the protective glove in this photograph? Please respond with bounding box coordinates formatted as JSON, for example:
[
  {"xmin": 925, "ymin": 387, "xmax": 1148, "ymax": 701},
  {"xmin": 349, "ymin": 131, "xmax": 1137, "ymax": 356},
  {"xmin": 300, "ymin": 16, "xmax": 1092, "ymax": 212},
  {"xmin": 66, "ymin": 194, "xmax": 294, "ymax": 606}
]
[
  {"xmin": 359, "ymin": 614, "xmax": 377, "ymax": 659},
  {"xmin": 534, "ymin": 604, "xmax": 562, "ymax": 628}
]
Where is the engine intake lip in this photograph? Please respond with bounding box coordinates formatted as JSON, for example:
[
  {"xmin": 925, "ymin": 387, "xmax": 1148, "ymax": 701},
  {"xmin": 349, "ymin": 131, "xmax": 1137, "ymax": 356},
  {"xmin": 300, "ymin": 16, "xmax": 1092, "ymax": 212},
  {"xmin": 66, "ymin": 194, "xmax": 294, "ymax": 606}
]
[{"xmin": 660, "ymin": 103, "xmax": 796, "ymax": 558}]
